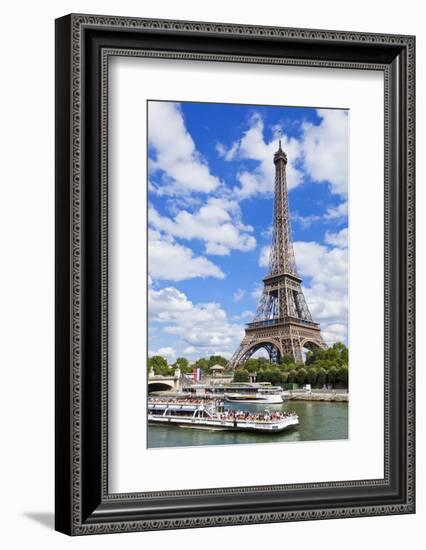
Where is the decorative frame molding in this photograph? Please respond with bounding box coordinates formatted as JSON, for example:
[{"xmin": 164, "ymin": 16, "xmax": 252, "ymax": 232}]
[{"xmin": 55, "ymin": 14, "xmax": 415, "ymax": 535}]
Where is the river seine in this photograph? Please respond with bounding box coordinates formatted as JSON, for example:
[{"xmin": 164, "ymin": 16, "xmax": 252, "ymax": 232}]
[{"xmin": 147, "ymin": 400, "xmax": 348, "ymax": 448}]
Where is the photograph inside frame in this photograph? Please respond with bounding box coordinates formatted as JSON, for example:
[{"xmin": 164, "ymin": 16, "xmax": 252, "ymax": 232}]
[{"xmin": 146, "ymin": 100, "xmax": 349, "ymax": 449}]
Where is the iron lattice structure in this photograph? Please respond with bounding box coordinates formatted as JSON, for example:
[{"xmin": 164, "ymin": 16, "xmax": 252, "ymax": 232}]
[{"xmin": 229, "ymin": 142, "xmax": 326, "ymax": 367}]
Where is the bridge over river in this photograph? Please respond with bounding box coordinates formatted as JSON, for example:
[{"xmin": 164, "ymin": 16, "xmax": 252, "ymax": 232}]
[{"xmin": 147, "ymin": 370, "xmax": 181, "ymax": 393}]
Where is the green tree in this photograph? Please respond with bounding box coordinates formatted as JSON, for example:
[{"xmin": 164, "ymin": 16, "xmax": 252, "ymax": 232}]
[
  {"xmin": 306, "ymin": 367, "xmax": 318, "ymax": 387},
  {"xmin": 316, "ymin": 367, "xmax": 327, "ymax": 388},
  {"xmin": 333, "ymin": 342, "xmax": 349, "ymax": 364},
  {"xmin": 148, "ymin": 355, "xmax": 169, "ymax": 375},
  {"xmin": 312, "ymin": 359, "xmax": 328, "ymax": 370},
  {"xmin": 296, "ymin": 367, "xmax": 307, "ymax": 385},
  {"xmin": 245, "ymin": 359, "xmax": 260, "ymax": 373},
  {"xmin": 256, "ymin": 357, "xmax": 270, "ymax": 369},
  {"xmin": 337, "ymin": 365, "xmax": 349, "ymax": 388},
  {"xmin": 280, "ymin": 371, "xmax": 289, "ymax": 384},
  {"xmin": 194, "ymin": 357, "xmax": 209, "ymax": 369},
  {"xmin": 268, "ymin": 367, "xmax": 284, "ymax": 386},
  {"xmin": 280, "ymin": 354, "xmax": 294, "ymax": 365},
  {"xmin": 305, "ymin": 350, "xmax": 315, "ymax": 366},
  {"xmin": 288, "ymin": 369, "xmax": 298, "ymax": 384},
  {"xmin": 327, "ymin": 366, "xmax": 338, "ymax": 387},
  {"xmin": 173, "ymin": 357, "xmax": 191, "ymax": 373},
  {"xmin": 233, "ymin": 369, "xmax": 250, "ymax": 383},
  {"xmin": 252, "ymin": 366, "xmax": 283, "ymax": 386},
  {"xmin": 208, "ymin": 355, "xmax": 228, "ymax": 368},
  {"xmin": 305, "ymin": 342, "xmax": 348, "ymax": 370},
  {"xmin": 193, "ymin": 358, "xmax": 209, "ymax": 377},
  {"xmin": 283, "ymin": 361, "xmax": 298, "ymax": 373},
  {"xmin": 256, "ymin": 369, "xmax": 266, "ymax": 382}
]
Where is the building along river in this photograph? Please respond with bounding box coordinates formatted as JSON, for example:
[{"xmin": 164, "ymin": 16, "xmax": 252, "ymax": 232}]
[{"xmin": 147, "ymin": 400, "xmax": 348, "ymax": 449}]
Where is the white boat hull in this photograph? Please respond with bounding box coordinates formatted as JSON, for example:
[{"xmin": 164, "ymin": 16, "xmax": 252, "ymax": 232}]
[
  {"xmin": 224, "ymin": 393, "xmax": 284, "ymax": 404},
  {"xmin": 148, "ymin": 414, "xmax": 298, "ymax": 433}
]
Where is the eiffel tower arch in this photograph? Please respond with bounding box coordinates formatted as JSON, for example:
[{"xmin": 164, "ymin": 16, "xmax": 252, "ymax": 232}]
[{"xmin": 228, "ymin": 141, "xmax": 326, "ymax": 369}]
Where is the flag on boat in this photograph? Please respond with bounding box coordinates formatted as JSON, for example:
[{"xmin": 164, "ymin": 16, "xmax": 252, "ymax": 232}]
[{"xmin": 193, "ymin": 367, "xmax": 203, "ymax": 382}]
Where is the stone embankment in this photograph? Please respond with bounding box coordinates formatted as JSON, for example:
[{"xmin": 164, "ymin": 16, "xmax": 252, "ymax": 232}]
[{"xmin": 288, "ymin": 391, "xmax": 348, "ymax": 402}]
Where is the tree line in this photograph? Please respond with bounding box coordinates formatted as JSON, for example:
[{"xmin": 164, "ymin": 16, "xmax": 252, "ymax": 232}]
[
  {"xmin": 234, "ymin": 342, "xmax": 349, "ymax": 388},
  {"xmin": 147, "ymin": 343, "xmax": 349, "ymax": 389},
  {"xmin": 147, "ymin": 354, "xmax": 228, "ymax": 376}
]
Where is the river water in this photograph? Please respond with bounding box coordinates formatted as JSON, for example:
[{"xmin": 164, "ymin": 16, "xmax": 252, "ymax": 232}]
[{"xmin": 147, "ymin": 400, "xmax": 348, "ymax": 449}]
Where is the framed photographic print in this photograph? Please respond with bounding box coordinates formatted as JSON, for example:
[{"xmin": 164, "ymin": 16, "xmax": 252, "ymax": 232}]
[{"xmin": 55, "ymin": 14, "xmax": 415, "ymax": 535}]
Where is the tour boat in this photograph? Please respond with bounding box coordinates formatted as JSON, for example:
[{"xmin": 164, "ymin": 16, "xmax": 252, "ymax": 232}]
[
  {"xmin": 148, "ymin": 399, "xmax": 298, "ymax": 433},
  {"xmin": 224, "ymin": 386, "xmax": 285, "ymax": 404}
]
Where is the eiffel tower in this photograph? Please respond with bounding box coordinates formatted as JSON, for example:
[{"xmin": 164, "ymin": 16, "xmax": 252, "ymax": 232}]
[{"xmin": 228, "ymin": 141, "xmax": 326, "ymax": 367}]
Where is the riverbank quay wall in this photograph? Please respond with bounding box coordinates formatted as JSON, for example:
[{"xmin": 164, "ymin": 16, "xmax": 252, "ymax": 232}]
[{"xmin": 288, "ymin": 391, "xmax": 348, "ymax": 402}]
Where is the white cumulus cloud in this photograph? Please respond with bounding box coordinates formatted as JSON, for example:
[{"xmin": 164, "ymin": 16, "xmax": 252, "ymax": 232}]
[
  {"xmin": 148, "ymin": 286, "xmax": 194, "ymax": 321},
  {"xmin": 233, "ymin": 288, "xmax": 246, "ymax": 302},
  {"xmin": 149, "ymin": 286, "xmax": 245, "ymax": 358},
  {"xmin": 232, "ymin": 310, "xmax": 254, "ymax": 321},
  {"xmin": 294, "ymin": 240, "xmax": 348, "ymax": 344},
  {"xmin": 149, "ymin": 347, "xmax": 176, "ymax": 360},
  {"xmin": 148, "ymin": 101, "xmax": 221, "ymax": 195},
  {"xmin": 221, "ymin": 113, "xmax": 303, "ymax": 199},
  {"xmin": 148, "ymin": 230, "xmax": 224, "ymax": 281},
  {"xmin": 325, "ymin": 200, "xmax": 348, "ymax": 221},
  {"xmin": 259, "ymin": 245, "xmax": 271, "ymax": 268},
  {"xmin": 149, "ymin": 197, "xmax": 256, "ymax": 256},
  {"xmin": 251, "ymin": 284, "xmax": 263, "ymax": 302},
  {"xmin": 292, "ymin": 212, "xmax": 321, "ymax": 229},
  {"xmin": 301, "ymin": 109, "xmax": 349, "ymax": 197},
  {"xmin": 324, "ymin": 227, "xmax": 348, "ymax": 249}
]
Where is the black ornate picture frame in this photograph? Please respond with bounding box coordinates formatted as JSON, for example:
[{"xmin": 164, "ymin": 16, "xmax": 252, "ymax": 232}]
[{"xmin": 55, "ymin": 14, "xmax": 415, "ymax": 535}]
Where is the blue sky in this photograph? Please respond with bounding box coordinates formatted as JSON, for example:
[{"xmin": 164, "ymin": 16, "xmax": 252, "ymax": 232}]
[{"xmin": 147, "ymin": 100, "xmax": 348, "ymax": 362}]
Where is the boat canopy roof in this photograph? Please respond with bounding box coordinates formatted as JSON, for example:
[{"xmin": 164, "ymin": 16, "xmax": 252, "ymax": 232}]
[{"xmin": 148, "ymin": 403, "xmax": 203, "ymax": 412}]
